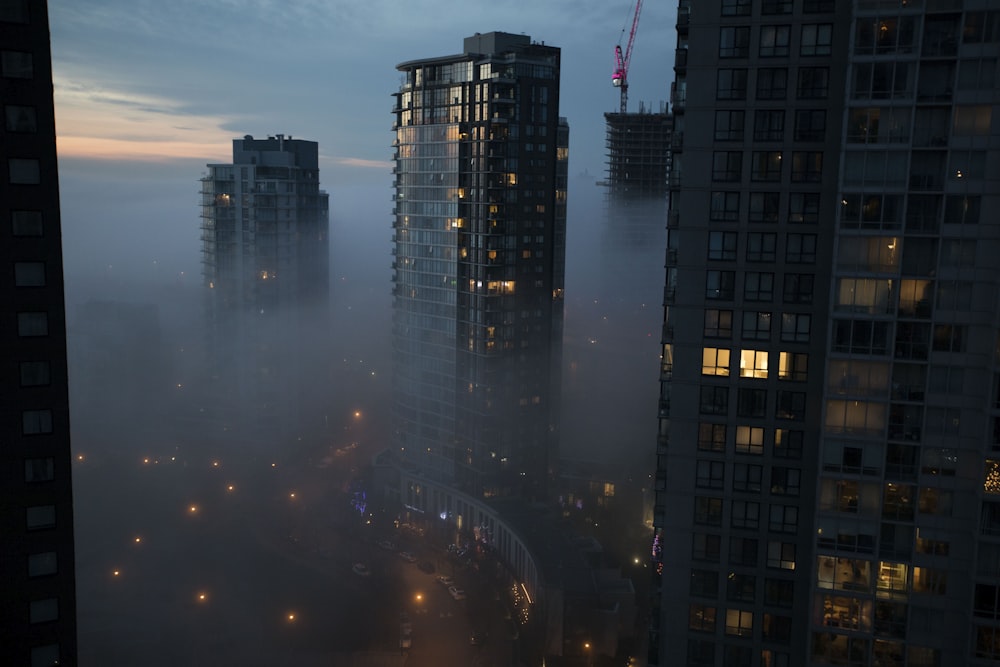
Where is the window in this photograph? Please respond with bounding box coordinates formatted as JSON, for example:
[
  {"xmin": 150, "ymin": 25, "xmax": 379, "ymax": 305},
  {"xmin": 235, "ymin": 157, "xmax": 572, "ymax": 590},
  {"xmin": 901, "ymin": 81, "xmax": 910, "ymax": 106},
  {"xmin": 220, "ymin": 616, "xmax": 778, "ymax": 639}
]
[
  {"xmin": 752, "ymin": 110, "xmax": 784, "ymax": 143},
  {"xmin": 689, "ymin": 604, "xmax": 718, "ymax": 632},
  {"xmin": 963, "ymin": 11, "xmax": 1000, "ymax": 44},
  {"xmin": 803, "ymin": 0, "xmax": 834, "ymax": 10},
  {"xmin": 737, "ymin": 388, "xmax": 767, "ymax": 418},
  {"xmin": 698, "ymin": 422, "xmax": 727, "ymax": 451},
  {"xmin": 0, "ymin": 0, "xmax": 30, "ymax": 23},
  {"xmin": 695, "ymin": 497, "xmax": 724, "ymax": 526},
  {"xmin": 721, "ymin": 0, "xmax": 752, "ymax": 16},
  {"xmin": 958, "ymin": 57, "xmax": 997, "ymax": 90},
  {"xmin": 705, "ymin": 309, "xmax": 733, "ymax": 338},
  {"xmin": 797, "ymin": 67, "xmax": 829, "ymax": 99},
  {"xmin": 713, "ymin": 151, "xmax": 742, "ymax": 182},
  {"xmin": 720, "ymin": 26, "xmax": 751, "ymax": 58},
  {"xmin": 730, "ymin": 537, "xmax": 758, "ymax": 566},
  {"xmin": 767, "ymin": 541, "xmax": 795, "ymax": 569},
  {"xmin": 688, "ymin": 639, "xmax": 716, "ymax": 666},
  {"xmin": 746, "ymin": 191, "xmax": 780, "ymax": 224},
  {"xmin": 740, "ymin": 349, "xmax": 769, "ymax": 379},
  {"xmin": 729, "ymin": 500, "xmax": 760, "ymax": 530},
  {"xmin": 751, "ymin": 151, "xmax": 782, "ymax": 182},
  {"xmin": 14, "ymin": 261, "xmax": 45, "ymax": 286},
  {"xmin": 801, "ymin": 24, "xmax": 833, "ymax": 55},
  {"xmin": 765, "ymin": 579, "xmax": 794, "ymax": 607},
  {"xmin": 735, "ymin": 426, "xmax": 764, "ymax": 454},
  {"xmin": 760, "ymin": 25, "xmax": 791, "ymax": 57},
  {"xmin": 700, "ymin": 386, "xmax": 729, "ymax": 416},
  {"xmin": 691, "ymin": 569, "xmax": 719, "ymax": 597},
  {"xmin": 697, "ymin": 461, "xmax": 725, "ymax": 489},
  {"xmin": 717, "ymin": 69, "xmax": 749, "ymax": 100},
  {"xmin": 780, "ymin": 313, "xmax": 810, "ymax": 344},
  {"xmin": 756, "ymin": 68, "xmax": 788, "ymax": 100},
  {"xmin": 785, "ymin": 233, "xmax": 816, "ymax": 263},
  {"xmin": 1, "ymin": 50, "xmax": 32, "ymax": 78},
  {"xmin": 725, "ymin": 609, "xmax": 754, "ymax": 637},
  {"xmin": 25, "ymin": 458, "xmax": 54, "ymax": 482},
  {"xmin": 31, "ymin": 645, "xmax": 60, "ymax": 667},
  {"xmin": 932, "ymin": 324, "xmax": 965, "ymax": 352},
  {"xmin": 741, "ymin": 311, "xmax": 771, "ymax": 341},
  {"xmin": 30, "ymin": 598, "xmax": 59, "ymax": 624},
  {"xmin": 733, "ymin": 464, "xmax": 763, "ymax": 492},
  {"xmin": 20, "ymin": 361, "xmax": 50, "ymax": 387},
  {"xmin": 783, "ymin": 274, "xmax": 814, "ymax": 304},
  {"xmin": 17, "ymin": 312, "xmax": 48, "ymax": 337},
  {"xmin": 710, "ymin": 191, "xmax": 740, "ymax": 222},
  {"xmin": 714, "ymin": 109, "xmax": 745, "ymax": 141},
  {"xmin": 788, "ymin": 192, "xmax": 820, "ymax": 224},
  {"xmin": 794, "ymin": 110, "xmax": 825, "ymax": 141},
  {"xmin": 9, "ymin": 157, "xmax": 40, "ymax": 184},
  {"xmin": 706, "ymin": 271, "xmax": 736, "ymax": 300},
  {"xmin": 26, "ymin": 505, "xmax": 55, "ymax": 530},
  {"xmin": 791, "ymin": 151, "xmax": 822, "ymax": 182},
  {"xmin": 776, "ymin": 390, "xmax": 806, "ymax": 420},
  {"xmin": 944, "ymin": 195, "xmax": 980, "ymax": 225},
  {"xmin": 762, "ymin": 0, "xmax": 792, "ymax": 13},
  {"xmin": 11, "ymin": 210, "xmax": 43, "ymax": 236},
  {"xmin": 28, "ymin": 551, "xmax": 57, "ymax": 577},
  {"xmin": 744, "ymin": 272, "xmax": 774, "ymax": 302},
  {"xmin": 941, "ymin": 239, "xmax": 976, "ymax": 267},
  {"xmin": 727, "ymin": 573, "xmax": 756, "ymax": 601},
  {"xmin": 774, "ymin": 429, "xmax": 802, "ymax": 459},
  {"xmin": 702, "ymin": 347, "xmax": 732, "ymax": 376},
  {"xmin": 853, "ymin": 62, "xmax": 913, "ymax": 99},
  {"xmin": 746, "ymin": 233, "xmax": 777, "ymax": 262},
  {"xmin": 5, "ymin": 104, "xmax": 36, "ymax": 132},
  {"xmin": 769, "ymin": 505, "xmax": 798, "ymax": 533},
  {"xmin": 770, "ymin": 467, "xmax": 800, "ymax": 496},
  {"xmin": 693, "ymin": 533, "xmax": 722, "ymax": 562},
  {"xmin": 708, "ymin": 231, "xmax": 738, "ymax": 260},
  {"xmin": 22, "ymin": 409, "xmax": 53, "ymax": 435},
  {"xmin": 778, "ymin": 352, "xmax": 808, "ymax": 381}
]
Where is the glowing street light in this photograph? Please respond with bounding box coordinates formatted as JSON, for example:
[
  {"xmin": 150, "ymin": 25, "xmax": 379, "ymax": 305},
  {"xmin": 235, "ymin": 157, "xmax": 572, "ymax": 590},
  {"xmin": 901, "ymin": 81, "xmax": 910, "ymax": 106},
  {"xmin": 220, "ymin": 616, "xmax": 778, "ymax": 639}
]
[
  {"xmin": 286, "ymin": 612, "xmax": 297, "ymax": 623},
  {"xmin": 188, "ymin": 505, "xmax": 199, "ymax": 514}
]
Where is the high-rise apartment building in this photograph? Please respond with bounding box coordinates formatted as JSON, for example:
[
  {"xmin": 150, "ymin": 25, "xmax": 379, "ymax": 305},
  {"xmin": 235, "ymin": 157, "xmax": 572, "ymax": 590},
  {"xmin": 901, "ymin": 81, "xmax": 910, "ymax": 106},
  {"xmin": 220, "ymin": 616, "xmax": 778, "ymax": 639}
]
[
  {"xmin": 652, "ymin": 2, "xmax": 1000, "ymax": 665},
  {"xmin": 1, "ymin": 1, "xmax": 79, "ymax": 664},
  {"xmin": 200, "ymin": 135, "xmax": 329, "ymax": 441},
  {"xmin": 391, "ymin": 32, "xmax": 568, "ymax": 501}
]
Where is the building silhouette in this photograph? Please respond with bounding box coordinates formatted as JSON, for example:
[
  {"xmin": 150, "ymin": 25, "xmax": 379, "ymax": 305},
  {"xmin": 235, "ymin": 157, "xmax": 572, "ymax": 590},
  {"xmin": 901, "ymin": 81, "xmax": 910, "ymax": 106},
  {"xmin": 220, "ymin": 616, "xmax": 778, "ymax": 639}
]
[
  {"xmin": 0, "ymin": 1, "xmax": 79, "ymax": 663},
  {"xmin": 390, "ymin": 32, "xmax": 568, "ymax": 502},
  {"xmin": 651, "ymin": 2, "xmax": 1000, "ymax": 665},
  {"xmin": 199, "ymin": 135, "xmax": 329, "ymax": 445}
]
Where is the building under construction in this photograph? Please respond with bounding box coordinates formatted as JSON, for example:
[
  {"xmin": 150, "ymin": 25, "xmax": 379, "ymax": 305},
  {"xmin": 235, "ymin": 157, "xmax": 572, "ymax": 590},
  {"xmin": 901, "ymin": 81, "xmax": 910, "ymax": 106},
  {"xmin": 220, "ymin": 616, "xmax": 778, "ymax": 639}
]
[{"xmin": 603, "ymin": 102, "xmax": 672, "ymax": 249}]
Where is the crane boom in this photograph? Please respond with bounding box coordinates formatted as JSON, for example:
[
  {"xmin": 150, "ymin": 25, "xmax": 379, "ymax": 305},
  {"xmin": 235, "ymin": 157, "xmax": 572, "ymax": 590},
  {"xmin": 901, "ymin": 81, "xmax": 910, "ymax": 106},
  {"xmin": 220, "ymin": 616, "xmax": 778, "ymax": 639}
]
[{"xmin": 612, "ymin": 0, "xmax": 644, "ymax": 114}]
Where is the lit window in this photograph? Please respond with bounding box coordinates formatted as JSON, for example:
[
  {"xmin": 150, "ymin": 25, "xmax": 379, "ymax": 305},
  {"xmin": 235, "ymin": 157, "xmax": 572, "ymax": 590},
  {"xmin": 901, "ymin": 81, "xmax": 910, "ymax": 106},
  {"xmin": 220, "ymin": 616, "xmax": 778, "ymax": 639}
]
[
  {"xmin": 740, "ymin": 349, "xmax": 769, "ymax": 378},
  {"xmin": 725, "ymin": 609, "xmax": 754, "ymax": 637},
  {"xmin": 778, "ymin": 352, "xmax": 808, "ymax": 381},
  {"xmin": 702, "ymin": 347, "xmax": 731, "ymax": 376},
  {"xmin": 735, "ymin": 426, "xmax": 764, "ymax": 454}
]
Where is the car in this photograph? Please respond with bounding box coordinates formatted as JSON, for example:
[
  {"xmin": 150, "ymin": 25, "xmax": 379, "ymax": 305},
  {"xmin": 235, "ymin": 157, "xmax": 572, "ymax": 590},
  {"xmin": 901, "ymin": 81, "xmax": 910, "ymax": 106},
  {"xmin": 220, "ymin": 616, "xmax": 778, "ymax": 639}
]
[
  {"xmin": 448, "ymin": 585, "xmax": 466, "ymax": 600},
  {"xmin": 352, "ymin": 562, "xmax": 371, "ymax": 577},
  {"xmin": 398, "ymin": 551, "xmax": 417, "ymax": 563},
  {"xmin": 377, "ymin": 539, "xmax": 396, "ymax": 551},
  {"xmin": 436, "ymin": 575, "xmax": 454, "ymax": 586}
]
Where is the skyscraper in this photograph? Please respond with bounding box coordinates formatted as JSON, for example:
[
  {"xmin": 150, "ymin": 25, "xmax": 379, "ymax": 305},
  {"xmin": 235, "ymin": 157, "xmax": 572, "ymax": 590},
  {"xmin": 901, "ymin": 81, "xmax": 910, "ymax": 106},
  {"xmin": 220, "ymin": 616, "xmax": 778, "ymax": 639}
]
[
  {"xmin": 1, "ymin": 1, "xmax": 79, "ymax": 663},
  {"xmin": 652, "ymin": 2, "xmax": 1000, "ymax": 665},
  {"xmin": 391, "ymin": 32, "xmax": 568, "ymax": 501},
  {"xmin": 200, "ymin": 135, "xmax": 329, "ymax": 442}
]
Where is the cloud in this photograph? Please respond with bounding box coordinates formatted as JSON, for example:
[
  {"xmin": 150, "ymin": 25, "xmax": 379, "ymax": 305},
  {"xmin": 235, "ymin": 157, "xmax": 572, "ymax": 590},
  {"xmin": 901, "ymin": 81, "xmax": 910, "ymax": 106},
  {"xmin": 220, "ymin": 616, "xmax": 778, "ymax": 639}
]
[{"xmin": 331, "ymin": 157, "xmax": 392, "ymax": 169}]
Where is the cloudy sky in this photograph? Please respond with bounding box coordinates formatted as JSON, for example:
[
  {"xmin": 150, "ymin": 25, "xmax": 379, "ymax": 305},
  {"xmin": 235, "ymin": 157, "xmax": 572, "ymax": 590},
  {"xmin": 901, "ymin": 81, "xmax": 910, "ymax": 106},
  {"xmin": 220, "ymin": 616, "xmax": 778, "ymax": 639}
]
[{"xmin": 49, "ymin": 0, "xmax": 677, "ymax": 285}]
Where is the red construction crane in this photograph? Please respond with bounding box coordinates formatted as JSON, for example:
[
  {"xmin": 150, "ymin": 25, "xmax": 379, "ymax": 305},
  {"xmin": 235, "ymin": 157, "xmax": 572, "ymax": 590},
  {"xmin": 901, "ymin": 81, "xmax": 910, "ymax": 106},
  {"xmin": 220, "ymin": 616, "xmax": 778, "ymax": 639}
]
[{"xmin": 612, "ymin": 0, "xmax": 644, "ymax": 114}]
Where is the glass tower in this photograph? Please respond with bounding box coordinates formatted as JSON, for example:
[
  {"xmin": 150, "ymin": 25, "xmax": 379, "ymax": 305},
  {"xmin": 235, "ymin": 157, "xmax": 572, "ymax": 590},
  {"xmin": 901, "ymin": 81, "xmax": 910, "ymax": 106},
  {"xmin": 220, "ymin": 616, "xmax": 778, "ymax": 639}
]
[{"xmin": 391, "ymin": 32, "xmax": 568, "ymax": 501}]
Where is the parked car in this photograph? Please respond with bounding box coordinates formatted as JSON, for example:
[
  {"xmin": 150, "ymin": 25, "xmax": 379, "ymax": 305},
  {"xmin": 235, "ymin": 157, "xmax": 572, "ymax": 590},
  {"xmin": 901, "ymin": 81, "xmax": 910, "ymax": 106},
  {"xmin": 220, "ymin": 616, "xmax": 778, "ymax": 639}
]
[
  {"xmin": 377, "ymin": 539, "xmax": 396, "ymax": 551},
  {"xmin": 448, "ymin": 585, "xmax": 466, "ymax": 601},
  {"xmin": 398, "ymin": 551, "xmax": 417, "ymax": 563},
  {"xmin": 436, "ymin": 575, "xmax": 454, "ymax": 586},
  {"xmin": 352, "ymin": 562, "xmax": 370, "ymax": 577}
]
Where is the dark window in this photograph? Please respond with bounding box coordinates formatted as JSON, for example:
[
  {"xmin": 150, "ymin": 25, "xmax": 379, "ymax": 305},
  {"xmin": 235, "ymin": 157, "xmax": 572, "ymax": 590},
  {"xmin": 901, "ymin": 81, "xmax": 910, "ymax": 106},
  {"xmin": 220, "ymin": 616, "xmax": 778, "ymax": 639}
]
[
  {"xmin": 720, "ymin": 26, "xmax": 751, "ymax": 58},
  {"xmin": 721, "ymin": 0, "xmax": 752, "ymax": 16},
  {"xmin": 700, "ymin": 386, "xmax": 730, "ymax": 416},
  {"xmin": 780, "ymin": 313, "xmax": 811, "ymax": 343},
  {"xmin": 752, "ymin": 151, "xmax": 783, "ymax": 182},
  {"xmin": 803, "ymin": 0, "xmax": 834, "ymax": 11},
  {"xmin": 776, "ymin": 390, "xmax": 806, "ymax": 420},
  {"xmin": 788, "ymin": 192, "xmax": 820, "ymax": 224},
  {"xmin": 794, "ymin": 109, "xmax": 826, "ymax": 141},
  {"xmin": 710, "ymin": 191, "xmax": 740, "ymax": 222},
  {"xmin": 760, "ymin": 25, "xmax": 791, "ymax": 57},
  {"xmin": 713, "ymin": 151, "xmax": 742, "ymax": 182},
  {"xmin": 785, "ymin": 233, "xmax": 817, "ymax": 263},
  {"xmin": 744, "ymin": 272, "xmax": 774, "ymax": 302},
  {"xmin": 753, "ymin": 110, "xmax": 785, "ymax": 142},
  {"xmin": 774, "ymin": 429, "xmax": 803, "ymax": 459},
  {"xmin": 695, "ymin": 497, "xmax": 724, "ymax": 525},
  {"xmin": 693, "ymin": 533, "xmax": 722, "ymax": 562},
  {"xmin": 770, "ymin": 467, "xmax": 801, "ymax": 496},
  {"xmin": 801, "ymin": 24, "xmax": 833, "ymax": 55},
  {"xmin": 783, "ymin": 273, "xmax": 814, "ymax": 304},
  {"xmin": 708, "ymin": 231, "xmax": 738, "ymax": 260},
  {"xmin": 791, "ymin": 151, "xmax": 823, "ymax": 182},
  {"xmin": 717, "ymin": 69, "xmax": 749, "ymax": 100},
  {"xmin": 707, "ymin": 270, "xmax": 736, "ymax": 300},
  {"xmin": 749, "ymin": 192, "xmax": 780, "ymax": 223},
  {"xmin": 733, "ymin": 464, "xmax": 763, "ymax": 492},
  {"xmin": 741, "ymin": 311, "xmax": 771, "ymax": 341},
  {"xmin": 691, "ymin": 570, "xmax": 719, "ymax": 598},
  {"xmin": 737, "ymin": 388, "xmax": 767, "ymax": 418},
  {"xmin": 697, "ymin": 460, "xmax": 725, "ymax": 489},
  {"xmin": 756, "ymin": 68, "xmax": 788, "ymax": 100},
  {"xmin": 715, "ymin": 110, "xmax": 745, "ymax": 141},
  {"xmin": 746, "ymin": 233, "xmax": 777, "ymax": 262},
  {"xmin": 704, "ymin": 310, "xmax": 734, "ymax": 339},
  {"xmin": 944, "ymin": 195, "xmax": 980, "ymax": 224},
  {"xmin": 729, "ymin": 537, "xmax": 758, "ymax": 566},
  {"xmin": 698, "ymin": 422, "xmax": 728, "ymax": 451},
  {"xmin": 727, "ymin": 573, "xmax": 757, "ymax": 601},
  {"xmin": 764, "ymin": 579, "xmax": 795, "ymax": 607},
  {"xmin": 797, "ymin": 67, "xmax": 829, "ymax": 99},
  {"xmin": 762, "ymin": 0, "xmax": 792, "ymax": 14}
]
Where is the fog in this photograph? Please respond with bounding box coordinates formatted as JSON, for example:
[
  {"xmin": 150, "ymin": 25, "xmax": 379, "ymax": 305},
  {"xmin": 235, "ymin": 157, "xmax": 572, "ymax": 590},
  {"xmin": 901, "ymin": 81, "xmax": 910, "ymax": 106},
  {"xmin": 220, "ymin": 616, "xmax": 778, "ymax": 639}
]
[{"xmin": 64, "ymin": 155, "xmax": 664, "ymax": 663}]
